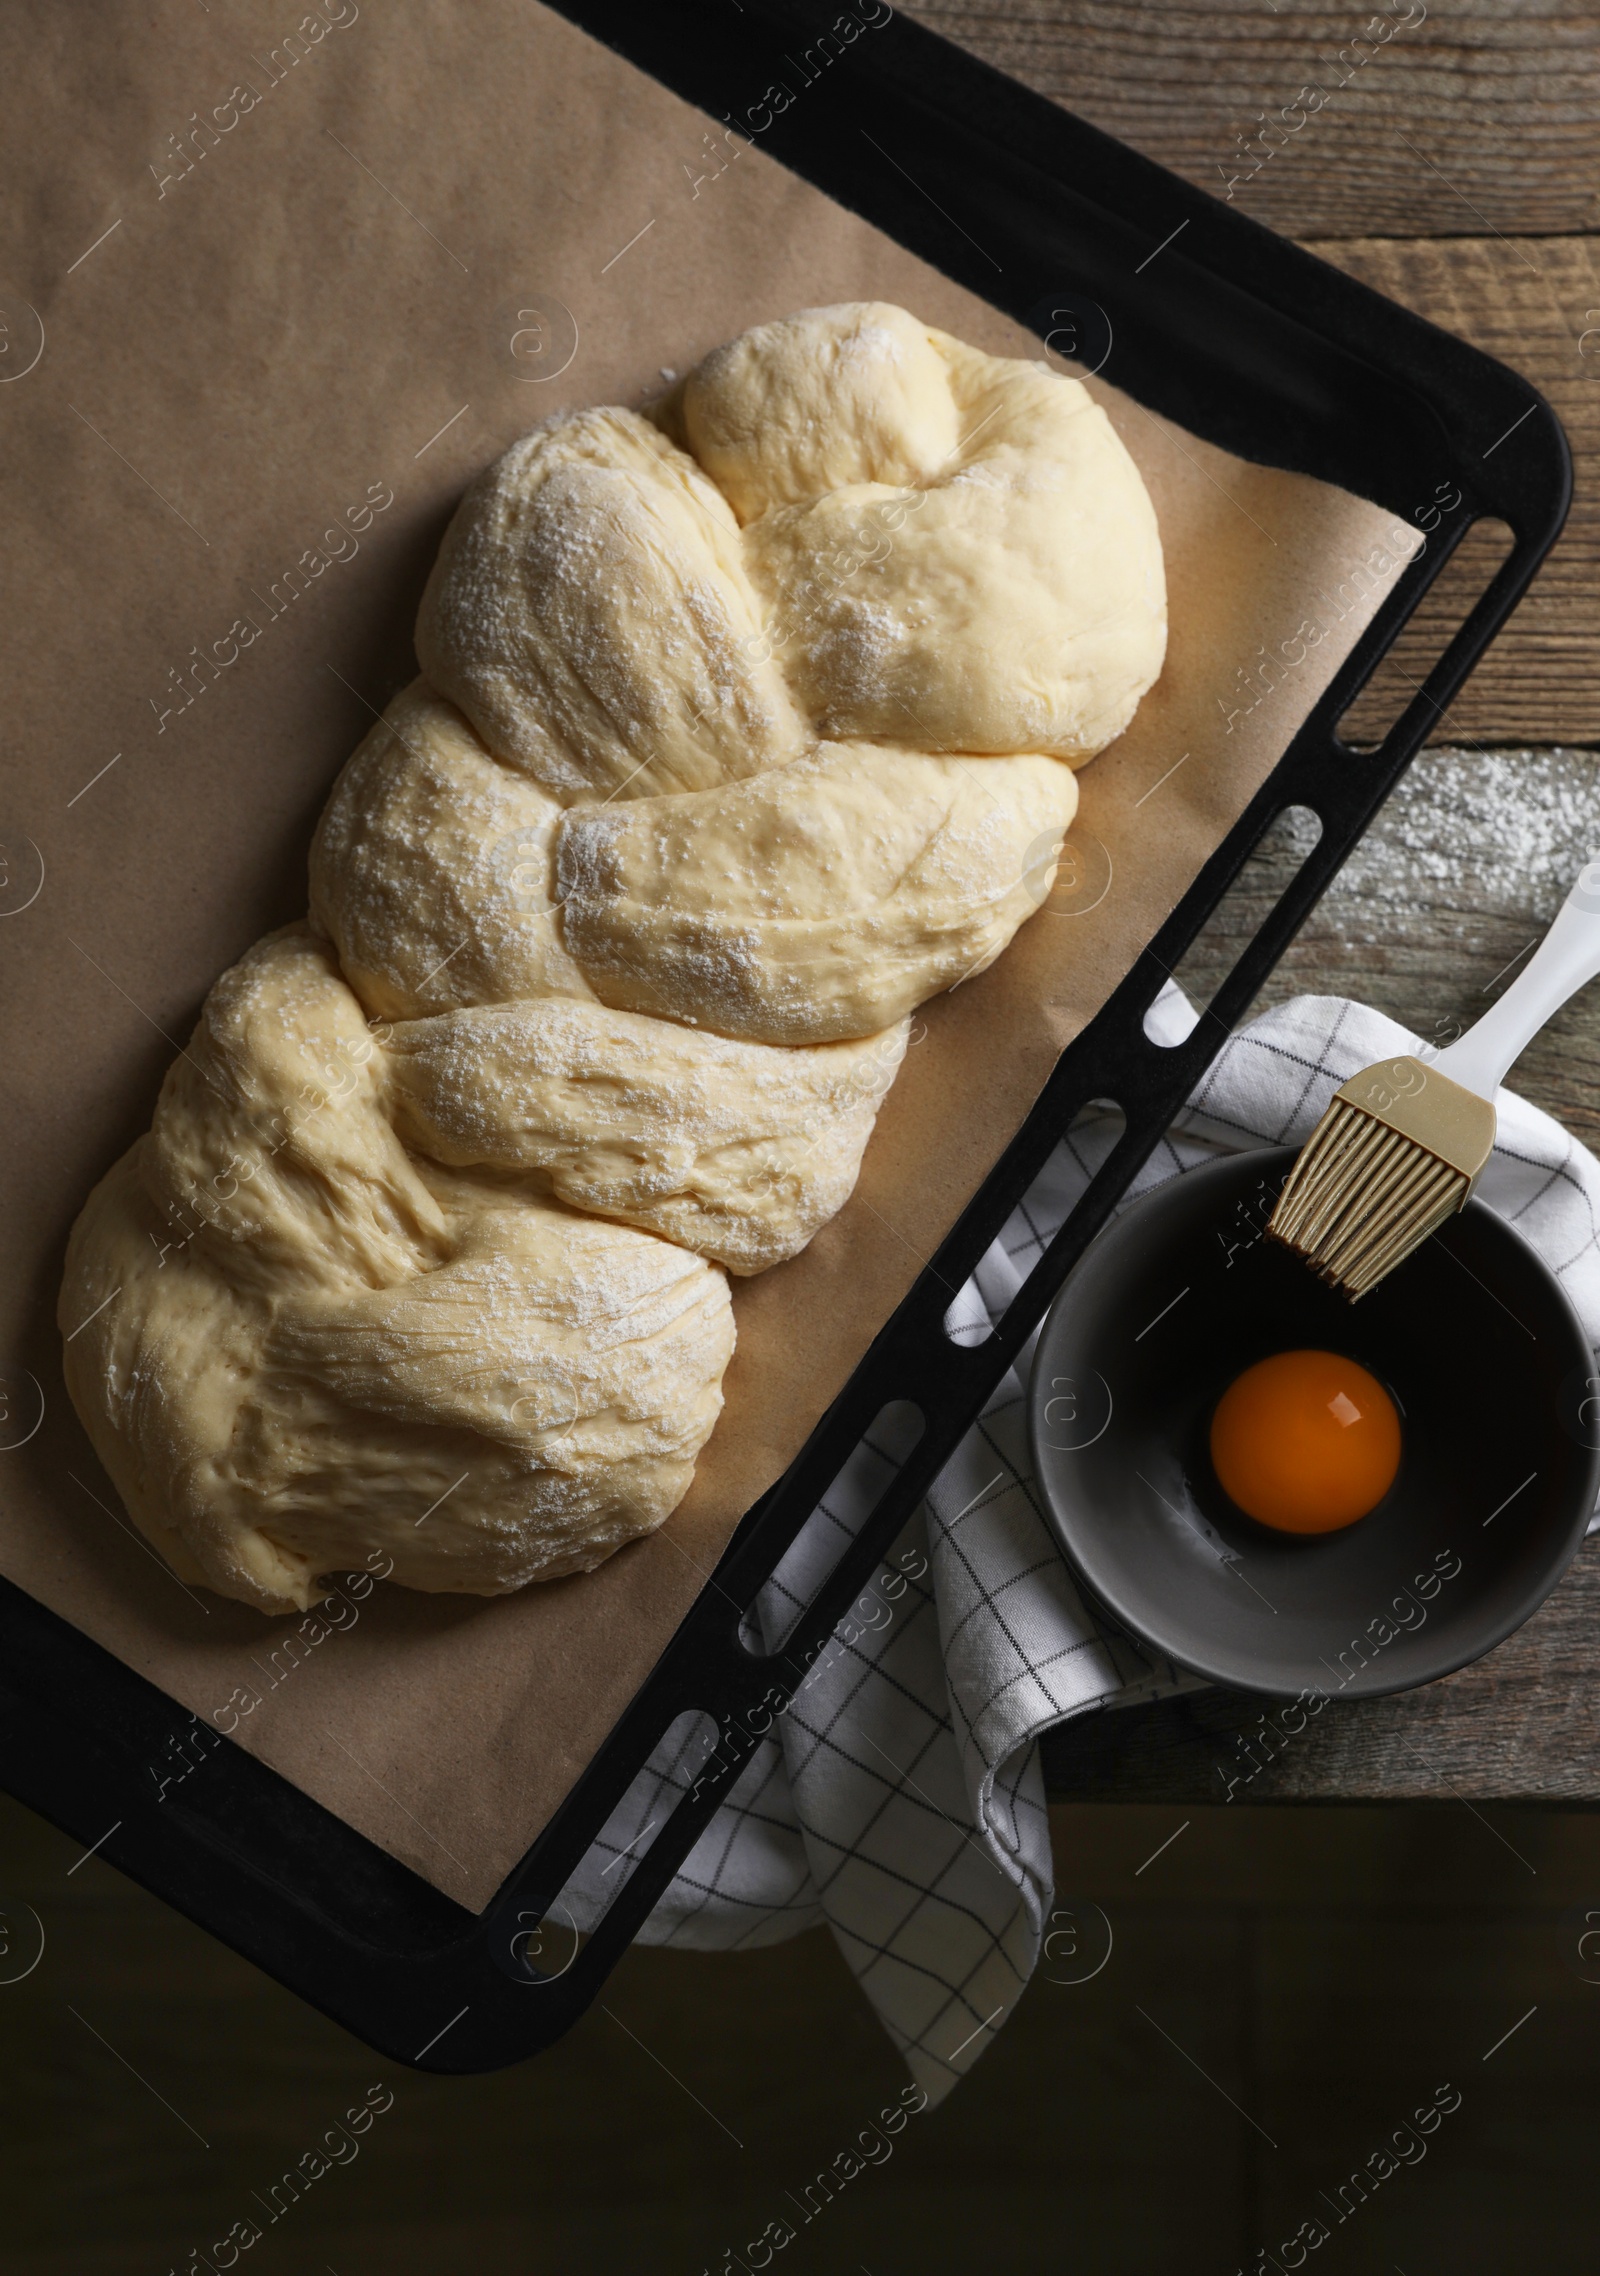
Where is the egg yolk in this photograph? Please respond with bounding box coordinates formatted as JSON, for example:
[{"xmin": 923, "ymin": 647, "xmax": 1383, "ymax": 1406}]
[{"xmin": 1209, "ymin": 1349, "xmax": 1401, "ymax": 1534}]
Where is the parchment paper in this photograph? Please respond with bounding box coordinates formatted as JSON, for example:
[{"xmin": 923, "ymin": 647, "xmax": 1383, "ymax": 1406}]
[{"xmin": 0, "ymin": 0, "xmax": 1418, "ymax": 1907}]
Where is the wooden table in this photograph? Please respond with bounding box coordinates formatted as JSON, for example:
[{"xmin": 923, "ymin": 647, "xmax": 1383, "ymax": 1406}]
[{"xmin": 902, "ymin": 0, "xmax": 1600, "ymax": 1804}]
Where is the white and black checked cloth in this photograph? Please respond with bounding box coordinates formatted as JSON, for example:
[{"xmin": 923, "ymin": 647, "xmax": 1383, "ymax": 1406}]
[{"xmin": 563, "ymin": 988, "xmax": 1600, "ymax": 2101}]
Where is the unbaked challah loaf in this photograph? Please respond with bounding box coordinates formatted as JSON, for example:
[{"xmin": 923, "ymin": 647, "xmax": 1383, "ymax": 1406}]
[{"xmin": 61, "ymin": 303, "xmax": 1166, "ymax": 1614}]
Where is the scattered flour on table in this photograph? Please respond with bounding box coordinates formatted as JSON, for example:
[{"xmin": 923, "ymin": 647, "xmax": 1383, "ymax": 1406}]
[{"xmin": 1300, "ymin": 747, "xmax": 1600, "ymax": 944}]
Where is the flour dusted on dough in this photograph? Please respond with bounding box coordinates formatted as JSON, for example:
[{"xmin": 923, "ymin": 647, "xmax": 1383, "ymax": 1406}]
[
  {"xmin": 675, "ymin": 303, "xmax": 961, "ymax": 522},
  {"xmin": 61, "ymin": 301, "xmax": 1166, "ymax": 1613},
  {"xmin": 416, "ymin": 407, "xmax": 808, "ymax": 798},
  {"xmin": 310, "ymin": 679, "xmax": 594, "ymax": 1021},
  {"xmin": 62, "ymin": 930, "xmax": 734, "ymax": 1613},
  {"xmin": 741, "ymin": 326, "xmax": 1167, "ymax": 760},
  {"xmin": 557, "ymin": 743, "xmax": 1080, "ymax": 1044},
  {"xmin": 386, "ymin": 996, "xmax": 908, "ymax": 1274}
]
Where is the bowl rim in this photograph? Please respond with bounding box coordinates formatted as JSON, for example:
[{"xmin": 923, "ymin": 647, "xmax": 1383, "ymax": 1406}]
[{"xmin": 1027, "ymin": 1144, "xmax": 1600, "ymax": 1701}]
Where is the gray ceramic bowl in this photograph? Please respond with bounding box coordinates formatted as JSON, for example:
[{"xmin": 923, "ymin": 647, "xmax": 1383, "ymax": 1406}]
[{"xmin": 1028, "ymin": 1147, "xmax": 1600, "ymax": 1700}]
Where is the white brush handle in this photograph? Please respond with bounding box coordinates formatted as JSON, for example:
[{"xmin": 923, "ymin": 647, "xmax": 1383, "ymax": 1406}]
[{"xmin": 1433, "ymin": 857, "xmax": 1600, "ymax": 1099}]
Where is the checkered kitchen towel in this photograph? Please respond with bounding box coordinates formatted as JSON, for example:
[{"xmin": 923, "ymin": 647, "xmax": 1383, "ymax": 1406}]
[{"xmin": 563, "ymin": 988, "xmax": 1600, "ymax": 2101}]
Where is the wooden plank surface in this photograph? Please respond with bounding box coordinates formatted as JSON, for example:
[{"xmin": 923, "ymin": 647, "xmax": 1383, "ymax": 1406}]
[
  {"xmin": 1323, "ymin": 237, "xmax": 1600, "ymax": 745},
  {"xmin": 900, "ymin": 0, "xmax": 1600, "ymax": 237}
]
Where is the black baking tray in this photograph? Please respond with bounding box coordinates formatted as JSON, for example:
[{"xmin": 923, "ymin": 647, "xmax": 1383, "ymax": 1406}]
[{"xmin": 0, "ymin": 0, "xmax": 1570, "ymax": 2069}]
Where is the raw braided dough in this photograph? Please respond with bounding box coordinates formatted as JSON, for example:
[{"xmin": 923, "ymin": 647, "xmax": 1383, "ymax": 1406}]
[{"xmin": 61, "ymin": 303, "xmax": 1165, "ymax": 1614}]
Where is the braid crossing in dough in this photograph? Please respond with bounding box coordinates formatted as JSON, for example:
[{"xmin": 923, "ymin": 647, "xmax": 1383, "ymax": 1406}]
[{"xmin": 60, "ymin": 303, "xmax": 1166, "ymax": 1614}]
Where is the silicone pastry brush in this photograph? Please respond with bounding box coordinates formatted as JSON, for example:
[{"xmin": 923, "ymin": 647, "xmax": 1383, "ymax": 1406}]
[{"xmin": 1268, "ymin": 856, "xmax": 1600, "ymax": 1300}]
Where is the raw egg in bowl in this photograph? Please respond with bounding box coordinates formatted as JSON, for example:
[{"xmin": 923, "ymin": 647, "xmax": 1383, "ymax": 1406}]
[
  {"xmin": 1028, "ymin": 1148, "xmax": 1600, "ymax": 1700},
  {"xmin": 1208, "ymin": 1348, "xmax": 1402, "ymax": 1534}
]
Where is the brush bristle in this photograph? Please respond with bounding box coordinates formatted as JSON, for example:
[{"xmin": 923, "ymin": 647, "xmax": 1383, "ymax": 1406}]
[{"xmin": 1267, "ymin": 1096, "xmax": 1470, "ymax": 1300}]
